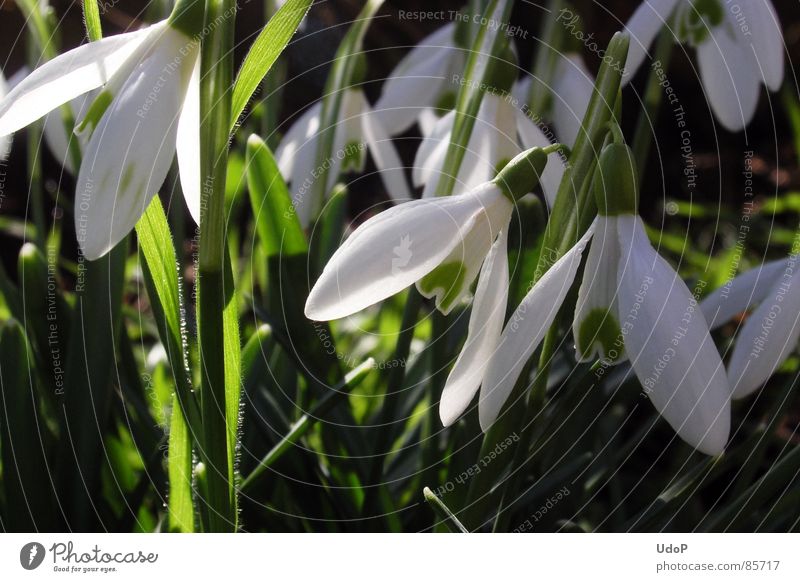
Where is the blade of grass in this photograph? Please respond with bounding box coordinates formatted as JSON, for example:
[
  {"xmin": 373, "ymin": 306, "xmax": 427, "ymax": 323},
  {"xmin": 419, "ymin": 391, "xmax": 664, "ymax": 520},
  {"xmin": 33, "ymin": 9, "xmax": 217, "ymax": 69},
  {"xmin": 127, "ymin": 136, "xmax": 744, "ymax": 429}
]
[
  {"xmin": 423, "ymin": 487, "xmax": 469, "ymax": 533},
  {"xmin": 230, "ymin": 0, "xmax": 313, "ymax": 132}
]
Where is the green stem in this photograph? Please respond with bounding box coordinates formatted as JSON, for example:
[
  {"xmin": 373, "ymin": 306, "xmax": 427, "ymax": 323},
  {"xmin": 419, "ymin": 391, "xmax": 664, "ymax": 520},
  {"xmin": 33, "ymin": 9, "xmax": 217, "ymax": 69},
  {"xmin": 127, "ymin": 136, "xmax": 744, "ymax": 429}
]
[
  {"xmin": 462, "ymin": 33, "xmax": 630, "ymax": 529},
  {"xmin": 528, "ymin": 0, "xmax": 567, "ymax": 114},
  {"xmin": 631, "ymin": 27, "xmax": 673, "ymax": 177},
  {"xmin": 362, "ymin": 289, "xmax": 422, "ymax": 521},
  {"xmin": 197, "ymin": 0, "xmax": 237, "ymax": 532}
]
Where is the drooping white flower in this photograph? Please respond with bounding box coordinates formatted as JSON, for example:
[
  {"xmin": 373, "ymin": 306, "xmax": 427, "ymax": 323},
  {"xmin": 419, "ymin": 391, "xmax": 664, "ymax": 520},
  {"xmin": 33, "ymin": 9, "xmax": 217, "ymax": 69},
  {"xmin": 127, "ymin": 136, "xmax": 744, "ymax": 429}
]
[
  {"xmin": 701, "ymin": 255, "xmax": 800, "ymax": 399},
  {"xmin": 306, "ymin": 151, "xmax": 551, "ymax": 316},
  {"xmin": 275, "ymin": 89, "xmax": 411, "ymax": 227},
  {"xmin": 42, "ymin": 92, "xmax": 96, "ymax": 175},
  {"xmin": 372, "ymin": 22, "xmax": 466, "ymax": 137},
  {"xmin": 304, "ymin": 180, "xmax": 513, "ymax": 320},
  {"xmin": 0, "ymin": 7, "xmax": 204, "ymax": 260},
  {"xmin": 623, "ymin": 0, "xmax": 784, "ymax": 131},
  {"xmin": 413, "ymin": 92, "xmax": 565, "ymax": 206},
  {"xmin": 512, "ymin": 52, "xmax": 596, "ymax": 149},
  {"xmin": 449, "ymin": 143, "xmax": 731, "ymax": 455}
]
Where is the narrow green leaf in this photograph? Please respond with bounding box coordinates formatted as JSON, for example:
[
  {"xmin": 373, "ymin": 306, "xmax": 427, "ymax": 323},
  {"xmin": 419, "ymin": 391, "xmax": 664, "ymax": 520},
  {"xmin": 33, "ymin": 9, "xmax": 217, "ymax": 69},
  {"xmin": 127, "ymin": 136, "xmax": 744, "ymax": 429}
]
[
  {"xmin": 240, "ymin": 358, "xmax": 375, "ymax": 490},
  {"xmin": 58, "ymin": 239, "xmax": 127, "ymax": 530},
  {"xmin": 82, "ymin": 0, "xmax": 103, "ymax": 41},
  {"xmin": 0, "ymin": 320, "xmax": 54, "ymax": 531},
  {"xmin": 135, "ymin": 197, "xmax": 198, "ymax": 531},
  {"xmin": 434, "ymin": 0, "xmax": 512, "ymax": 197},
  {"xmin": 246, "ymin": 134, "xmax": 308, "ymax": 257},
  {"xmin": 307, "ymin": 0, "xmax": 384, "ymax": 216},
  {"xmin": 230, "ymin": 0, "xmax": 313, "ymax": 131},
  {"xmin": 222, "ymin": 253, "xmax": 242, "ymax": 493},
  {"xmin": 424, "ymin": 487, "xmax": 469, "ymax": 533},
  {"xmin": 167, "ymin": 393, "xmax": 194, "ymax": 532}
]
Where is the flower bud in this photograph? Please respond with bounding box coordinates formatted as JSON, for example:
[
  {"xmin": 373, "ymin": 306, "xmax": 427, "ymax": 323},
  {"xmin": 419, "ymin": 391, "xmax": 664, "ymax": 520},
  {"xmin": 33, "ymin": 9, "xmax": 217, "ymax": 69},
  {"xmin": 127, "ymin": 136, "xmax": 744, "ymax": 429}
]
[
  {"xmin": 593, "ymin": 143, "xmax": 638, "ymax": 216},
  {"xmin": 493, "ymin": 147, "xmax": 549, "ymax": 202}
]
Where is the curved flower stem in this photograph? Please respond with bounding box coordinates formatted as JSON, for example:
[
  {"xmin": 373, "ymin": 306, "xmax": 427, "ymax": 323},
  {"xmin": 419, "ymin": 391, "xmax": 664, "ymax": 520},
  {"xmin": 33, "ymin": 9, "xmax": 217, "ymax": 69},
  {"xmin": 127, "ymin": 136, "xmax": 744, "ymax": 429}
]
[{"xmin": 197, "ymin": 0, "xmax": 239, "ymax": 532}]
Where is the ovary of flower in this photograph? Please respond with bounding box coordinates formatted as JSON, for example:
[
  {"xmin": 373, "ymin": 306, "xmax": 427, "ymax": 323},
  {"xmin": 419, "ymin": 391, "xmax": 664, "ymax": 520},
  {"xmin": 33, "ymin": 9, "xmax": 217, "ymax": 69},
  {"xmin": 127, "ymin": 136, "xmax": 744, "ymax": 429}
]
[
  {"xmin": 0, "ymin": 16, "xmax": 202, "ymax": 260},
  {"xmin": 701, "ymin": 255, "xmax": 800, "ymax": 399},
  {"xmin": 275, "ymin": 89, "xmax": 411, "ymax": 227},
  {"xmin": 623, "ymin": 0, "xmax": 784, "ymax": 131}
]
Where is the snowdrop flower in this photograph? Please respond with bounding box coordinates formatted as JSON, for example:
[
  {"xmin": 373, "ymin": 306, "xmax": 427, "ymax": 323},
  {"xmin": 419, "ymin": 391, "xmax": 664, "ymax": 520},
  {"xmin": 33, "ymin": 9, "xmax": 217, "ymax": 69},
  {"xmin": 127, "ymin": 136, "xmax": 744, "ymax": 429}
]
[
  {"xmin": 414, "ymin": 91, "xmax": 565, "ymax": 206},
  {"xmin": 275, "ymin": 89, "xmax": 411, "ymax": 227},
  {"xmin": 451, "ymin": 142, "xmax": 730, "ymax": 454},
  {"xmin": 623, "ymin": 0, "xmax": 784, "ymax": 131},
  {"xmin": 701, "ymin": 255, "xmax": 800, "ymax": 399},
  {"xmin": 305, "ymin": 148, "xmax": 549, "ymax": 322},
  {"xmin": 373, "ymin": 22, "xmax": 466, "ymax": 137},
  {"xmin": 512, "ymin": 52, "xmax": 595, "ymax": 149},
  {"xmin": 0, "ymin": 0, "xmax": 205, "ymax": 260}
]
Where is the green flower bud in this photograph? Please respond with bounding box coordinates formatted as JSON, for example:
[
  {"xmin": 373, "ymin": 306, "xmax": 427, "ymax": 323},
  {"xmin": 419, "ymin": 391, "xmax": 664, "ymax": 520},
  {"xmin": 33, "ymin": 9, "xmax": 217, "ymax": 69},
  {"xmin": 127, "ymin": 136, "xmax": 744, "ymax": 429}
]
[
  {"xmin": 493, "ymin": 147, "xmax": 549, "ymax": 202},
  {"xmin": 593, "ymin": 143, "xmax": 638, "ymax": 216}
]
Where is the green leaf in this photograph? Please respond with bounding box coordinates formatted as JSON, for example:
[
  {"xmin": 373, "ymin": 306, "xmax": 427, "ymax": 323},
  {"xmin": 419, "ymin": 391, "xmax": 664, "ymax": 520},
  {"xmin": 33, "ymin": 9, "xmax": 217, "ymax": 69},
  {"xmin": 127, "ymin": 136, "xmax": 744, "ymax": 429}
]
[
  {"xmin": 82, "ymin": 0, "xmax": 103, "ymax": 41},
  {"xmin": 135, "ymin": 197, "xmax": 198, "ymax": 531},
  {"xmin": 0, "ymin": 319, "xmax": 54, "ymax": 531},
  {"xmin": 240, "ymin": 358, "xmax": 375, "ymax": 490},
  {"xmin": 307, "ymin": 0, "xmax": 384, "ymax": 216},
  {"xmin": 230, "ymin": 0, "xmax": 313, "ymax": 131},
  {"xmin": 246, "ymin": 134, "xmax": 308, "ymax": 257},
  {"xmin": 434, "ymin": 0, "xmax": 513, "ymax": 197},
  {"xmin": 423, "ymin": 487, "xmax": 469, "ymax": 533}
]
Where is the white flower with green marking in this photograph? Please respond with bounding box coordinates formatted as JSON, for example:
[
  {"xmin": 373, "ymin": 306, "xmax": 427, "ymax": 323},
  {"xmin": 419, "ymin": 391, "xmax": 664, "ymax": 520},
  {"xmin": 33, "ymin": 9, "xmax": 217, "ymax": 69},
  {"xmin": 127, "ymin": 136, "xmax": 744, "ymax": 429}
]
[
  {"xmin": 702, "ymin": 256, "xmax": 800, "ymax": 399},
  {"xmin": 275, "ymin": 89, "xmax": 411, "ymax": 227},
  {"xmin": 413, "ymin": 92, "xmax": 566, "ymax": 206},
  {"xmin": 372, "ymin": 22, "xmax": 466, "ymax": 137},
  {"xmin": 455, "ymin": 143, "xmax": 732, "ymax": 455},
  {"xmin": 304, "ymin": 180, "xmax": 513, "ymax": 321},
  {"xmin": 0, "ymin": 1, "xmax": 205, "ymax": 260},
  {"xmin": 624, "ymin": 0, "xmax": 784, "ymax": 130}
]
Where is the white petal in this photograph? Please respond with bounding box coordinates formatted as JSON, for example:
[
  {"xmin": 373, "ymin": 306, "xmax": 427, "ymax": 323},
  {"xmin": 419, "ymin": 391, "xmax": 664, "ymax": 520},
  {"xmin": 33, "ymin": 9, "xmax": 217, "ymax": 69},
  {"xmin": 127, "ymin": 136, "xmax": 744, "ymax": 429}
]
[
  {"xmin": 373, "ymin": 23, "xmax": 457, "ymax": 136},
  {"xmin": 76, "ymin": 26, "xmax": 197, "ymax": 260},
  {"xmin": 42, "ymin": 92, "xmax": 95, "ymax": 174},
  {"xmin": 305, "ymin": 183, "xmax": 507, "ymax": 320},
  {"xmin": 616, "ymin": 215, "xmax": 730, "ymax": 455},
  {"xmin": 417, "ymin": 108, "xmax": 441, "ymax": 137},
  {"xmin": 551, "ymin": 53, "xmax": 595, "ymax": 147},
  {"xmin": 176, "ymin": 54, "xmax": 201, "ymax": 224},
  {"xmin": 727, "ymin": 267, "xmax": 800, "ymax": 399},
  {"xmin": 511, "ymin": 77, "xmax": 532, "ymax": 108},
  {"xmin": 623, "ymin": 0, "xmax": 681, "ymax": 84},
  {"xmin": 735, "ymin": 0, "xmax": 784, "ymax": 91},
  {"xmin": 0, "ymin": 24, "xmax": 158, "ymax": 137},
  {"xmin": 696, "ymin": 27, "xmax": 761, "ymax": 131},
  {"xmin": 413, "ymin": 109, "xmax": 454, "ymax": 189},
  {"xmin": 416, "ymin": 191, "xmax": 511, "ymax": 314},
  {"xmin": 479, "ymin": 225, "xmax": 595, "ymax": 431},
  {"xmin": 275, "ymin": 100, "xmax": 321, "ymax": 178},
  {"xmin": 701, "ymin": 258, "xmax": 788, "ymax": 330},
  {"xmin": 360, "ymin": 100, "xmax": 412, "ymax": 203},
  {"xmin": 440, "ymin": 230, "xmax": 509, "ymax": 426},
  {"xmin": 0, "ymin": 71, "xmax": 9, "ymax": 159},
  {"xmin": 573, "ymin": 216, "xmax": 627, "ymax": 363},
  {"xmin": 515, "ymin": 109, "xmax": 563, "ymax": 207}
]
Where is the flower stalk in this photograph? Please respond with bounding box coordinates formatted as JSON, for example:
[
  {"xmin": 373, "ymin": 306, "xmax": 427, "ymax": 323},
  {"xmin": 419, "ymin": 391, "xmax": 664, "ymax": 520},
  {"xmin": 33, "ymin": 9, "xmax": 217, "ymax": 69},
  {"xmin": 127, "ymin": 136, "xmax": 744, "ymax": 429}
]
[{"xmin": 196, "ymin": 0, "xmax": 239, "ymax": 532}]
